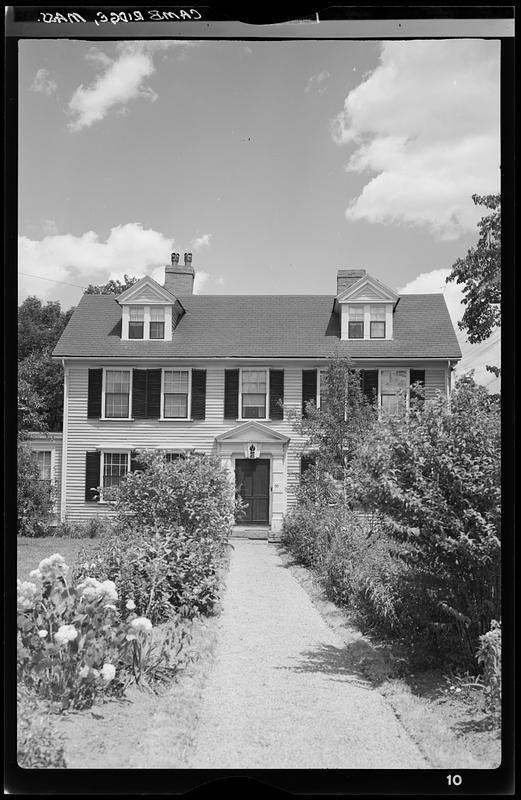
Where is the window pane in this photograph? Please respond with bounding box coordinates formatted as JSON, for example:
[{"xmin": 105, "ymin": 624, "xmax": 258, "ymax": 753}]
[
  {"xmin": 370, "ymin": 321, "xmax": 385, "ymax": 338},
  {"xmin": 103, "ymin": 452, "xmax": 128, "ymax": 488},
  {"xmin": 149, "ymin": 322, "xmax": 165, "ymax": 339},
  {"xmin": 242, "ymin": 394, "xmax": 265, "ymax": 418},
  {"xmin": 105, "ymin": 394, "xmax": 129, "ymax": 418},
  {"xmin": 150, "ymin": 306, "xmax": 164, "ymax": 321},
  {"xmin": 370, "ymin": 305, "xmax": 386, "ymax": 321},
  {"xmin": 380, "ymin": 370, "xmax": 408, "ymax": 392},
  {"xmin": 129, "ymin": 322, "xmax": 144, "ymax": 339},
  {"xmin": 348, "ymin": 305, "xmax": 364, "ymax": 321},
  {"xmin": 164, "ymin": 370, "xmax": 189, "ymax": 393},
  {"xmin": 164, "ymin": 394, "xmax": 188, "ymax": 418},
  {"xmin": 129, "ymin": 306, "xmax": 144, "ymax": 321},
  {"xmin": 36, "ymin": 451, "xmax": 52, "ymax": 481},
  {"xmin": 381, "ymin": 394, "xmax": 406, "ymax": 415},
  {"xmin": 106, "ymin": 371, "xmax": 130, "ymax": 393},
  {"xmin": 242, "ymin": 370, "xmax": 266, "ymax": 393},
  {"xmin": 348, "ymin": 321, "xmax": 364, "ymax": 339}
]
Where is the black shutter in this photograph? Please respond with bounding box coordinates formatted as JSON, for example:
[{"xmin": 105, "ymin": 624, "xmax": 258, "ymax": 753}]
[
  {"xmin": 224, "ymin": 369, "xmax": 239, "ymax": 419},
  {"xmin": 361, "ymin": 370, "xmax": 379, "ymax": 404},
  {"xmin": 410, "ymin": 369, "xmax": 425, "ymax": 405},
  {"xmin": 300, "ymin": 454, "xmax": 316, "ymax": 475},
  {"xmin": 130, "ymin": 450, "xmax": 146, "ymax": 472},
  {"xmin": 191, "ymin": 370, "xmax": 207, "ymax": 420},
  {"xmin": 132, "ymin": 370, "xmax": 147, "ymax": 419},
  {"xmin": 269, "ymin": 370, "xmax": 284, "ymax": 420},
  {"xmin": 146, "ymin": 370, "xmax": 161, "ymax": 418},
  {"xmin": 85, "ymin": 451, "xmax": 100, "ymax": 501},
  {"xmin": 87, "ymin": 369, "xmax": 102, "ymax": 419},
  {"xmin": 302, "ymin": 370, "xmax": 317, "ymax": 417}
]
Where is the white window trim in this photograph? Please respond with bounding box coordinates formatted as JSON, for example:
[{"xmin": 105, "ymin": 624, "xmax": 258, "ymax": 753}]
[
  {"xmin": 98, "ymin": 448, "xmax": 132, "ymax": 504},
  {"xmin": 122, "ymin": 304, "xmax": 168, "ymax": 341},
  {"xmin": 160, "ymin": 367, "xmax": 192, "ymax": 421},
  {"xmin": 238, "ymin": 367, "xmax": 270, "ymax": 421},
  {"xmin": 378, "ymin": 367, "xmax": 410, "ymax": 414},
  {"xmin": 317, "ymin": 369, "xmax": 325, "ymax": 410},
  {"xmin": 101, "ymin": 367, "xmax": 133, "ymax": 421},
  {"xmin": 344, "ymin": 303, "xmax": 393, "ymax": 341}
]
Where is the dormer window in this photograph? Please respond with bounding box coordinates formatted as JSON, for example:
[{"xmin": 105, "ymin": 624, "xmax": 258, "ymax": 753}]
[
  {"xmin": 348, "ymin": 306, "xmax": 364, "ymax": 339},
  {"xmin": 370, "ymin": 305, "xmax": 386, "ymax": 339},
  {"xmin": 150, "ymin": 307, "xmax": 165, "ymax": 339},
  {"xmin": 129, "ymin": 306, "xmax": 144, "ymax": 339}
]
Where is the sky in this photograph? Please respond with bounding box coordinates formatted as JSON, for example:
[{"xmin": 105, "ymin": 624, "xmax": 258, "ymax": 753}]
[{"xmin": 18, "ymin": 37, "xmax": 501, "ymax": 389}]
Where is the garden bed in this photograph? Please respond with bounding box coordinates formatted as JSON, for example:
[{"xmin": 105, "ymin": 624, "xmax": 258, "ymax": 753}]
[{"xmin": 17, "ymin": 536, "xmax": 100, "ymax": 582}]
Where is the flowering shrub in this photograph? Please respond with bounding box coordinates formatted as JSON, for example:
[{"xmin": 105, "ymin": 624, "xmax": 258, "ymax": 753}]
[
  {"xmin": 17, "ymin": 553, "xmax": 188, "ymax": 710},
  {"xmin": 77, "ymin": 524, "xmax": 224, "ymax": 624}
]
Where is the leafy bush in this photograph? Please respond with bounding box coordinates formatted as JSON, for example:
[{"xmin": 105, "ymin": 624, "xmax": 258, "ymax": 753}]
[
  {"xmin": 476, "ymin": 620, "xmax": 501, "ymax": 717},
  {"xmin": 17, "ymin": 688, "xmax": 67, "ymax": 768},
  {"xmin": 17, "ymin": 553, "xmax": 188, "ymax": 711},
  {"xmin": 17, "ymin": 438, "xmax": 55, "ymax": 537},
  {"xmin": 51, "ymin": 516, "xmax": 110, "ymax": 539}
]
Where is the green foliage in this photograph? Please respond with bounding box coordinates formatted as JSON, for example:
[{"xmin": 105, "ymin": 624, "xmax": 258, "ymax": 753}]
[
  {"xmin": 446, "ymin": 194, "xmax": 501, "ymax": 345},
  {"xmin": 353, "ymin": 375, "xmax": 501, "ymax": 664},
  {"xmin": 84, "ymin": 275, "xmax": 139, "ymax": 295},
  {"xmin": 17, "ymin": 688, "xmax": 67, "ymax": 768},
  {"xmin": 18, "ymin": 352, "xmax": 65, "ymax": 432},
  {"xmin": 110, "ymin": 451, "xmax": 238, "ymax": 540},
  {"xmin": 476, "ymin": 620, "xmax": 501, "ymax": 717},
  {"xmin": 17, "ymin": 438, "xmax": 55, "ymax": 537},
  {"xmin": 17, "ymin": 554, "xmax": 188, "ymax": 711},
  {"xmin": 51, "ymin": 517, "xmax": 111, "ymax": 539},
  {"xmin": 18, "ymin": 296, "xmax": 74, "ymax": 362}
]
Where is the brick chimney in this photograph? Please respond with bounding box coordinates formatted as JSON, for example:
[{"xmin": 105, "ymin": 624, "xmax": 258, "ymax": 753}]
[
  {"xmin": 337, "ymin": 269, "xmax": 366, "ymax": 297},
  {"xmin": 164, "ymin": 252, "xmax": 195, "ymax": 296}
]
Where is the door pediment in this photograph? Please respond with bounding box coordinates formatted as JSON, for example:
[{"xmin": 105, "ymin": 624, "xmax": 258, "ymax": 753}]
[{"xmin": 215, "ymin": 420, "xmax": 290, "ymax": 444}]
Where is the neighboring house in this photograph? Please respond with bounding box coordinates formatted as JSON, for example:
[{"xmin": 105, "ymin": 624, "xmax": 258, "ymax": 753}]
[
  {"xmin": 51, "ymin": 253, "xmax": 461, "ymax": 539},
  {"xmin": 24, "ymin": 431, "xmax": 63, "ymax": 523}
]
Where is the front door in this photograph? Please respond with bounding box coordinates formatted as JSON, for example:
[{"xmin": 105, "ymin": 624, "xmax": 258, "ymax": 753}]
[{"xmin": 235, "ymin": 459, "xmax": 270, "ymax": 525}]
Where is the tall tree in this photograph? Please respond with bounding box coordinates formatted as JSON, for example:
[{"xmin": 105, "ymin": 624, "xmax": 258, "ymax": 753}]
[
  {"xmin": 84, "ymin": 275, "xmax": 139, "ymax": 295},
  {"xmin": 446, "ymin": 194, "xmax": 501, "ymax": 347},
  {"xmin": 18, "ymin": 352, "xmax": 65, "ymax": 431},
  {"xmin": 18, "ymin": 297, "xmax": 74, "ymax": 362}
]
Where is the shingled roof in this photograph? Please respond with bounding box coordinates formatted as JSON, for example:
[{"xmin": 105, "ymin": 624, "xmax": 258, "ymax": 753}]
[{"xmin": 53, "ymin": 293, "xmax": 461, "ymax": 360}]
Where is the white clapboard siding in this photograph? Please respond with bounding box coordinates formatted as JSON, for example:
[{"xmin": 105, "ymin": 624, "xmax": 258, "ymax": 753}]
[{"xmin": 425, "ymin": 368, "xmax": 447, "ymax": 400}]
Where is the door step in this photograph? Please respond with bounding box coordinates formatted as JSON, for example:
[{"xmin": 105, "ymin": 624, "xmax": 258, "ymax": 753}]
[{"xmin": 231, "ymin": 527, "xmax": 271, "ymax": 540}]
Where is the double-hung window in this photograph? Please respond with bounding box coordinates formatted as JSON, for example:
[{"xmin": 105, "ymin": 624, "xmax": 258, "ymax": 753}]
[
  {"xmin": 241, "ymin": 370, "xmax": 267, "ymax": 419},
  {"xmin": 129, "ymin": 306, "xmax": 144, "ymax": 339},
  {"xmin": 370, "ymin": 305, "xmax": 386, "ymax": 339},
  {"xmin": 163, "ymin": 370, "xmax": 190, "ymax": 419},
  {"xmin": 36, "ymin": 451, "xmax": 52, "ymax": 496},
  {"xmin": 348, "ymin": 305, "xmax": 364, "ymax": 339},
  {"xmin": 150, "ymin": 307, "xmax": 165, "ymax": 339},
  {"xmin": 104, "ymin": 370, "xmax": 131, "ymax": 418},
  {"xmin": 380, "ymin": 369, "xmax": 408, "ymax": 414},
  {"xmin": 102, "ymin": 452, "xmax": 129, "ymax": 491}
]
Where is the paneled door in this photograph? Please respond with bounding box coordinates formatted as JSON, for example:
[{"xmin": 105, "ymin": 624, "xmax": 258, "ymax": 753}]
[{"xmin": 235, "ymin": 459, "xmax": 270, "ymax": 525}]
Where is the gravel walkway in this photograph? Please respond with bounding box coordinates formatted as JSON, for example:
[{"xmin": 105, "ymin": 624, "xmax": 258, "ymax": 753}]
[{"xmin": 189, "ymin": 540, "xmax": 429, "ymax": 769}]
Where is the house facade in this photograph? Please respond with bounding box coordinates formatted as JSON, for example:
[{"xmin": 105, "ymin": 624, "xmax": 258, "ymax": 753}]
[{"xmin": 51, "ymin": 254, "xmax": 461, "ymax": 539}]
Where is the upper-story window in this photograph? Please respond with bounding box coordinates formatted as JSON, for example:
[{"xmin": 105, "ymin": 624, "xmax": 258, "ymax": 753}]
[
  {"xmin": 163, "ymin": 369, "xmax": 190, "ymax": 419},
  {"xmin": 150, "ymin": 307, "xmax": 165, "ymax": 339},
  {"xmin": 129, "ymin": 306, "xmax": 144, "ymax": 339},
  {"xmin": 104, "ymin": 369, "xmax": 131, "ymax": 418},
  {"xmin": 241, "ymin": 369, "xmax": 267, "ymax": 419},
  {"xmin": 348, "ymin": 305, "xmax": 364, "ymax": 339},
  {"xmin": 370, "ymin": 305, "xmax": 386, "ymax": 339}
]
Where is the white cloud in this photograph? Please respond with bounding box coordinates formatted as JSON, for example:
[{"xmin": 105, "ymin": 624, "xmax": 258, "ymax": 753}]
[
  {"xmin": 332, "ymin": 41, "xmax": 500, "ymax": 239},
  {"xmin": 31, "ymin": 68, "xmax": 57, "ymax": 96},
  {"xmin": 190, "ymin": 233, "xmax": 212, "ymax": 252},
  {"xmin": 399, "ymin": 269, "xmax": 500, "ymax": 391},
  {"xmin": 67, "ymin": 41, "xmax": 196, "ymax": 131},
  {"xmin": 305, "ymin": 70, "xmax": 330, "ymax": 94}
]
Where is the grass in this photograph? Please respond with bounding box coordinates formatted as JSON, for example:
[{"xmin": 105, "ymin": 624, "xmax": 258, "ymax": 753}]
[
  {"xmin": 17, "ymin": 537, "xmax": 100, "ymax": 581},
  {"xmin": 277, "ymin": 544, "xmax": 501, "ymax": 770}
]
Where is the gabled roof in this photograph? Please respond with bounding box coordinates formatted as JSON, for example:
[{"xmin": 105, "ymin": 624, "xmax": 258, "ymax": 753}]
[
  {"xmin": 53, "ymin": 293, "xmax": 462, "ymax": 360},
  {"xmin": 337, "ymin": 274, "xmax": 398, "ymax": 304},
  {"xmin": 117, "ymin": 276, "xmax": 179, "ymax": 305}
]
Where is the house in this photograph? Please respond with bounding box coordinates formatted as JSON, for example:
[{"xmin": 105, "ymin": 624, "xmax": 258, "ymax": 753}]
[{"xmin": 51, "ymin": 253, "xmax": 461, "ymax": 539}]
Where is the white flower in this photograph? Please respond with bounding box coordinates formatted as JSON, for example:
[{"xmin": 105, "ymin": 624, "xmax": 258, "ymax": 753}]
[
  {"xmin": 38, "ymin": 629, "xmax": 48, "ymax": 638},
  {"xmin": 29, "ymin": 569, "xmax": 42, "ymax": 581},
  {"xmin": 77, "ymin": 577, "xmax": 103, "ymax": 601},
  {"xmin": 130, "ymin": 617, "xmax": 153, "ymax": 633},
  {"xmin": 91, "ymin": 668, "xmax": 100, "ymax": 678},
  {"xmin": 78, "ymin": 665, "xmax": 90, "ymax": 678},
  {"xmin": 38, "ymin": 553, "xmax": 70, "ymax": 581},
  {"xmin": 455, "ymin": 687, "xmax": 462, "ymax": 694},
  {"xmin": 104, "ymin": 603, "xmax": 118, "ymax": 612},
  {"xmin": 17, "ymin": 580, "xmax": 41, "ymax": 611},
  {"xmin": 101, "ymin": 663, "xmax": 116, "ymax": 682},
  {"xmin": 54, "ymin": 624, "xmax": 78, "ymax": 646},
  {"xmin": 125, "ymin": 633, "xmax": 137, "ymax": 642},
  {"xmin": 125, "ymin": 599, "xmax": 136, "ymax": 611},
  {"xmin": 99, "ymin": 580, "xmax": 118, "ymax": 603}
]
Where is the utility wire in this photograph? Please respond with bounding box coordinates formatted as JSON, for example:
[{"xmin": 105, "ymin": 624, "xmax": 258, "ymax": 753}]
[{"xmin": 19, "ymin": 272, "xmax": 86, "ymax": 289}]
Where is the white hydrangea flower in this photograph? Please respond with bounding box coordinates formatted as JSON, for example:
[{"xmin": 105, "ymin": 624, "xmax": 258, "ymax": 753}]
[
  {"xmin": 77, "ymin": 577, "xmax": 102, "ymax": 601},
  {"xmin": 38, "ymin": 553, "xmax": 70, "ymax": 581},
  {"xmin": 54, "ymin": 624, "xmax": 78, "ymax": 646},
  {"xmin": 17, "ymin": 580, "xmax": 41, "ymax": 611},
  {"xmin": 125, "ymin": 599, "xmax": 136, "ymax": 611},
  {"xmin": 101, "ymin": 663, "xmax": 116, "ymax": 682},
  {"xmin": 29, "ymin": 569, "xmax": 42, "ymax": 581},
  {"xmin": 130, "ymin": 617, "xmax": 153, "ymax": 633},
  {"xmin": 99, "ymin": 580, "xmax": 118, "ymax": 603},
  {"xmin": 78, "ymin": 665, "xmax": 90, "ymax": 679},
  {"xmin": 38, "ymin": 629, "xmax": 48, "ymax": 638}
]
